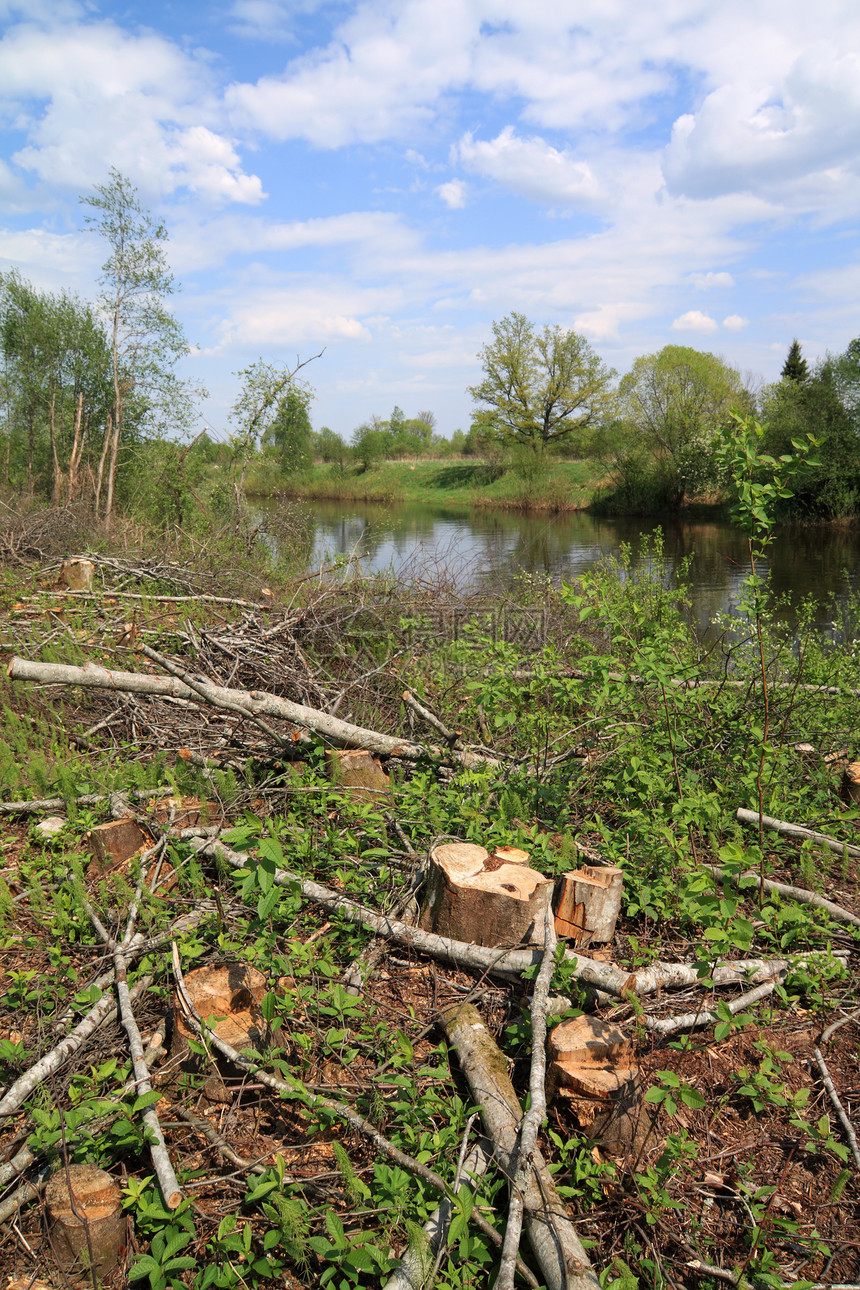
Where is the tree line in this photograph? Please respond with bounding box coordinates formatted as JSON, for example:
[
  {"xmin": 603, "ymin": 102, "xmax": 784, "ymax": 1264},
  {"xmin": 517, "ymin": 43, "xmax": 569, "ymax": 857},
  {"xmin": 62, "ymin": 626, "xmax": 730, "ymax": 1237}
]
[
  {"xmin": 3, "ymin": 170, "xmax": 860, "ymax": 522},
  {"xmin": 467, "ymin": 312, "xmax": 860, "ymax": 518}
]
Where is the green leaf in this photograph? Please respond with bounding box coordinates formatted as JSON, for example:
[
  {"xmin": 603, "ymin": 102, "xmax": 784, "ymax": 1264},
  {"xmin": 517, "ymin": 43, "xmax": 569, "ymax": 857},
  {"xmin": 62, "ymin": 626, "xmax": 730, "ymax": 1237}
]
[{"xmin": 132, "ymin": 1089, "xmax": 163, "ymax": 1114}]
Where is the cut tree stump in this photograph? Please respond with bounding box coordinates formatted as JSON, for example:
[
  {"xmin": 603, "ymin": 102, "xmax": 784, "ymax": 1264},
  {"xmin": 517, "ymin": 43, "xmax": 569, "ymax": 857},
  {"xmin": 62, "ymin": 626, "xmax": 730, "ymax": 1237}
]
[
  {"xmin": 170, "ymin": 963, "xmax": 268, "ymax": 1087},
  {"xmin": 547, "ymin": 1016, "xmax": 645, "ymax": 1156},
  {"xmin": 418, "ymin": 842, "xmax": 553, "ymax": 948},
  {"xmin": 46, "ymin": 1163, "xmax": 125, "ymax": 1276},
  {"xmin": 491, "ymin": 844, "xmax": 530, "ymax": 865},
  {"xmin": 57, "ymin": 558, "xmax": 94, "ymax": 592},
  {"xmin": 85, "ymin": 817, "xmax": 177, "ymax": 891},
  {"xmin": 841, "ymin": 761, "xmax": 860, "ymax": 805},
  {"xmin": 86, "ymin": 818, "xmax": 151, "ymax": 869},
  {"xmin": 326, "ymin": 748, "xmax": 391, "ymax": 801},
  {"xmin": 554, "ymin": 864, "xmax": 623, "ymax": 946},
  {"xmin": 148, "ymin": 796, "xmax": 217, "ymax": 828}
]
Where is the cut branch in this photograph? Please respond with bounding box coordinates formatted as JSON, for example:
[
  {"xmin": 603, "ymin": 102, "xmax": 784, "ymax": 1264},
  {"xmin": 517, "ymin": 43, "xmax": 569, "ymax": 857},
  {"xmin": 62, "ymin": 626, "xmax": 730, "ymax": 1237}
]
[
  {"xmin": 8, "ymin": 656, "xmax": 501, "ymax": 770},
  {"xmin": 495, "ymin": 909, "xmax": 556, "ymax": 1290},
  {"xmin": 736, "ymin": 808, "xmax": 860, "ymax": 866},
  {"xmin": 440, "ymin": 1001, "xmax": 600, "ymax": 1290},
  {"xmin": 203, "ymin": 837, "xmax": 848, "ymax": 1000}
]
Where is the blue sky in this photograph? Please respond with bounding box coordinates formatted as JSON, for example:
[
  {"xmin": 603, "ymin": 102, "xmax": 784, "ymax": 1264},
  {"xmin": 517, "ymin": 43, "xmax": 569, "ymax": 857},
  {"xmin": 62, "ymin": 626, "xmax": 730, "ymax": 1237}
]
[{"xmin": 1, "ymin": 0, "xmax": 859, "ymax": 443}]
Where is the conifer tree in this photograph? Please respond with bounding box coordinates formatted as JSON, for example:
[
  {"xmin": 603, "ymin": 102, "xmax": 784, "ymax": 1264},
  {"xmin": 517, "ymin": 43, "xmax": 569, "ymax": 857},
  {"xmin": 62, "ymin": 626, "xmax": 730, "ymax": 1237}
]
[{"xmin": 781, "ymin": 338, "xmax": 809, "ymax": 384}]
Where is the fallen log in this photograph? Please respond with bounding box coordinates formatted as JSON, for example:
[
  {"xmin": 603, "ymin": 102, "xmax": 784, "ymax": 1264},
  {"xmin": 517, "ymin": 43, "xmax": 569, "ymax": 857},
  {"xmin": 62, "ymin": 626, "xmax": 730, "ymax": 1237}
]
[
  {"xmin": 7, "ymin": 656, "xmax": 502, "ymax": 771},
  {"xmin": 736, "ymin": 808, "xmax": 860, "ymax": 864},
  {"xmin": 440, "ymin": 1001, "xmax": 600, "ymax": 1290},
  {"xmin": 202, "ymin": 837, "xmax": 849, "ymax": 999}
]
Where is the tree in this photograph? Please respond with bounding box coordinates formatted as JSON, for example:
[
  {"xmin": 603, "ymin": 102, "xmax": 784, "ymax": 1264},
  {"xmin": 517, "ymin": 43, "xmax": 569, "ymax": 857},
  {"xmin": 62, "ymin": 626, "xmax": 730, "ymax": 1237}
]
[
  {"xmin": 762, "ymin": 344, "xmax": 860, "ymax": 517},
  {"xmin": 618, "ymin": 345, "xmax": 748, "ymax": 504},
  {"xmin": 263, "ymin": 387, "xmax": 314, "ymax": 473},
  {"xmin": 229, "ymin": 355, "xmax": 320, "ymax": 498},
  {"xmin": 469, "ymin": 312, "xmax": 616, "ymax": 455},
  {"xmin": 781, "ymin": 338, "xmax": 810, "ymax": 384},
  {"xmin": 0, "ymin": 271, "xmax": 111, "ymax": 501},
  {"xmin": 352, "ymin": 418, "xmax": 389, "ymax": 471},
  {"xmin": 82, "ymin": 169, "xmax": 199, "ymax": 520},
  {"xmin": 316, "ymin": 425, "xmax": 349, "ymax": 468}
]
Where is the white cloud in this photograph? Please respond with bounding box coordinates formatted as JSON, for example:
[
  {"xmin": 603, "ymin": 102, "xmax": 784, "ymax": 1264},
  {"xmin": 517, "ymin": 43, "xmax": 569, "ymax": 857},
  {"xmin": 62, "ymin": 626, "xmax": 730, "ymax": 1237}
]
[
  {"xmin": 168, "ymin": 210, "xmax": 418, "ymax": 274},
  {"xmin": 671, "ymin": 310, "xmax": 719, "ymax": 333},
  {"xmin": 688, "ymin": 271, "xmax": 734, "ymax": 288},
  {"xmin": 723, "ymin": 314, "xmax": 748, "ymax": 330},
  {"xmin": 436, "ymin": 179, "xmax": 467, "ymax": 209},
  {"xmin": 663, "ymin": 39, "xmax": 860, "ymax": 212},
  {"xmin": 454, "ymin": 127, "xmax": 604, "ymax": 209},
  {"xmin": 0, "ymin": 19, "xmax": 263, "ymax": 205},
  {"xmin": 206, "ymin": 279, "xmax": 402, "ymax": 351}
]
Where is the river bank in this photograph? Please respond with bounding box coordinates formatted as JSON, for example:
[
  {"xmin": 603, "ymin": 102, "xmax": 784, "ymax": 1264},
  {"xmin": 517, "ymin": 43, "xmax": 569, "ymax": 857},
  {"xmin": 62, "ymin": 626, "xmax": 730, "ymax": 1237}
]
[{"xmin": 245, "ymin": 456, "xmax": 606, "ymax": 513}]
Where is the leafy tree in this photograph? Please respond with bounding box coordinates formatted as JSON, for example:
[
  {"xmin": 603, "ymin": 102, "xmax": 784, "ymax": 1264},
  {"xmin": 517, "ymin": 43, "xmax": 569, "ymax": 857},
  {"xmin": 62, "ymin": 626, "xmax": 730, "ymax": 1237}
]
[
  {"xmin": 762, "ymin": 347, "xmax": 860, "ymax": 517},
  {"xmin": 82, "ymin": 168, "xmax": 201, "ymax": 520},
  {"xmin": 781, "ymin": 338, "xmax": 810, "ymax": 384},
  {"xmin": 263, "ymin": 387, "xmax": 314, "ymax": 473},
  {"xmin": 0, "ymin": 271, "xmax": 111, "ymax": 501},
  {"xmin": 416, "ymin": 410, "xmax": 437, "ymax": 432},
  {"xmin": 618, "ymin": 345, "xmax": 748, "ymax": 505},
  {"xmin": 352, "ymin": 418, "xmax": 389, "ymax": 471},
  {"xmin": 316, "ymin": 425, "xmax": 349, "ymax": 468},
  {"xmin": 469, "ymin": 312, "xmax": 615, "ymax": 455},
  {"xmin": 229, "ymin": 355, "xmax": 320, "ymax": 496}
]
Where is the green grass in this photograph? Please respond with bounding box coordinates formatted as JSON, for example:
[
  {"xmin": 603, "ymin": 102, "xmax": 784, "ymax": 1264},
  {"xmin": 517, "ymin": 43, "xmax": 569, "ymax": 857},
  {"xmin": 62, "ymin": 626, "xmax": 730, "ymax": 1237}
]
[{"xmin": 246, "ymin": 457, "xmax": 607, "ymax": 512}]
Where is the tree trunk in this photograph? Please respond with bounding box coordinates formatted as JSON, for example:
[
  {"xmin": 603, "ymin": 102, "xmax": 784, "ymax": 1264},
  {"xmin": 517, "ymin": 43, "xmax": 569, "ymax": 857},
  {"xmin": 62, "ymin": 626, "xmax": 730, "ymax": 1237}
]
[
  {"xmin": 94, "ymin": 411, "xmax": 111, "ymax": 517},
  {"xmin": 440, "ymin": 1002, "xmax": 600, "ymax": 1290},
  {"xmin": 49, "ymin": 388, "xmax": 64, "ymax": 507},
  {"xmin": 68, "ymin": 390, "xmax": 85, "ymax": 503},
  {"xmin": 104, "ymin": 400, "xmax": 122, "ymax": 522}
]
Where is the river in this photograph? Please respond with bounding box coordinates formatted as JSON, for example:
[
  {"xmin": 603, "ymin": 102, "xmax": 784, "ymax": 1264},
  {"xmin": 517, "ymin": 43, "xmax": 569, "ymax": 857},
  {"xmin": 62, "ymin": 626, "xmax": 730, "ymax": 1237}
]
[{"xmin": 265, "ymin": 498, "xmax": 860, "ymax": 639}]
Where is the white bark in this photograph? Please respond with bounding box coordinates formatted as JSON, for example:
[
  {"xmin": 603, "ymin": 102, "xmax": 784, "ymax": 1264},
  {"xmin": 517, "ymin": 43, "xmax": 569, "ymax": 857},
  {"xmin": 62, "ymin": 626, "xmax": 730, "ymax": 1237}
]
[
  {"xmin": 495, "ymin": 910, "xmax": 556, "ymax": 1290},
  {"xmin": 441, "ymin": 1002, "xmax": 600, "ymax": 1290},
  {"xmin": 7, "ymin": 656, "xmax": 500, "ymax": 769},
  {"xmin": 736, "ymin": 808, "xmax": 860, "ymax": 864}
]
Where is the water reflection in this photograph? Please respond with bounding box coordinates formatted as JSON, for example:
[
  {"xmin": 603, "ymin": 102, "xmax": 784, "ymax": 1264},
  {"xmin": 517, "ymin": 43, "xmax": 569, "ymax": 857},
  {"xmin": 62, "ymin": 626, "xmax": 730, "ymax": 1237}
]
[{"xmin": 259, "ymin": 498, "xmax": 860, "ymax": 636}]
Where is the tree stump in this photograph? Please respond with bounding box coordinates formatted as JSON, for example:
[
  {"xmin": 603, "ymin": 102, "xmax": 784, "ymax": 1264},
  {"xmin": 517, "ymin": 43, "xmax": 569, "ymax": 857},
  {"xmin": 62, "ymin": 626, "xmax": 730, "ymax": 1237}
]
[
  {"xmin": 841, "ymin": 761, "xmax": 860, "ymax": 805},
  {"xmin": 546, "ymin": 1016, "xmax": 644, "ymax": 1155},
  {"xmin": 58, "ymin": 558, "xmax": 94, "ymax": 592},
  {"xmin": 170, "ymin": 963, "xmax": 268, "ymax": 1093},
  {"xmin": 326, "ymin": 748, "xmax": 391, "ymax": 801},
  {"xmin": 554, "ymin": 865, "xmax": 623, "ymax": 946},
  {"xmin": 46, "ymin": 1163, "xmax": 124, "ymax": 1276},
  {"xmin": 418, "ymin": 842, "xmax": 553, "ymax": 948},
  {"xmin": 86, "ymin": 818, "xmax": 151, "ymax": 868}
]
